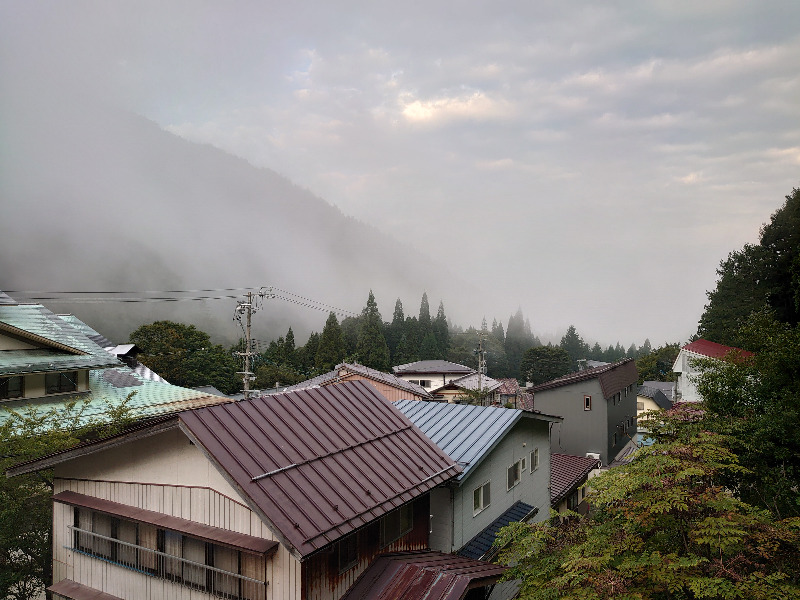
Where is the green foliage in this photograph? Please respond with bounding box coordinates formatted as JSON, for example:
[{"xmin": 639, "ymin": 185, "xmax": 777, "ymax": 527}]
[
  {"xmin": 496, "ymin": 404, "xmax": 800, "ymax": 600},
  {"xmin": 432, "ymin": 301, "xmax": 450, "ymax": 359},
  {"xmin": 699, "ymin": 188, "xmax": 800, "ymax": 344},
  {"xmin": 560, "ymin": 325, "xmax": 589, "ymax": 370},
  {"xmin": 316, "ymin": 312, "xmax": 345, "ymax": 371},
  {"xmin": 635, "ymin": 343, "xmax": 680, "ymax": 384},
  {"xmin": 356, "ymin": 290, "xmax": 390, "ymax": 371},
  {"xmin": 130, "ymin": 320, "xmax": 239, "ymax": 394},
  {"xmin": 0, "ymin": 396, "xmax": 138, "ymax": 599},
  {"xmin": 505, "ymin": 308, "xmax": 540, "ymax": 380},
  {"xmin": 695, "ymin": 310, "xmax": 800, "ymax": 518},
  {"xmin": 520, "ymin": 345, "xmax": 571, "ymax": 385}
]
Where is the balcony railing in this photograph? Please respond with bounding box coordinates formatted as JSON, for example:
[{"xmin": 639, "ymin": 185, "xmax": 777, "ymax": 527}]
[{"xmin": 68, "ymin": 526, "xmax": 266, "ymax": 600}]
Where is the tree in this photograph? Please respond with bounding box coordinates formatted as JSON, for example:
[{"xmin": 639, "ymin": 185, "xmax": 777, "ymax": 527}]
[
  {"xmin": 432, "ymin": 301, "xmax": 450, "ymax": 359},
  {"xmin": 418, "ymin": 292, "xmax": 432, "ymax": 342},
  {"xmin": 519, "ymin": 346, "xmax": 571, "ymax": 385},
  {"xmin": 386, "ymin": 299, "xmax": 405, "ymax": 362},
  {"xmin": 505, "ymin": 308, "xmax": 538, "ymax": 380},
  {"xmin": 496, "ymin": 403, "xmax": 800, "ymax": 599},
  {"xmin": 695, "ymin": 309, "xmax": 800, "ymax": 518},
  {"xmin": 315, "ymin": 312, "xmax": 345, "ymax": 371},
  {"xmin": 559, "ymin": 325, "xmax": 589, "ymax": 370},
  {"xmin": 356, "ymin": 291, "xmax": 390, "ymax": 371},
  {"xmin": 698, "ymin": 188, "xmax": 800, "ymax": 344},
  {"xmin": 1, "ymin": 398, "xmax": 137, "ymax": 599},
  {"xmin": 129, "ymin": 321, "xmax": 239, "ymax": 394},
  {"xmin": 635, "ymin": 343, "xmax": 680, "ymax": 384}
]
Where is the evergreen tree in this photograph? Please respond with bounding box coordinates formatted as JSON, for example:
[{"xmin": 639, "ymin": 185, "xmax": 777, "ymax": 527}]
[
  {"xmin": 419, "ymin": 332, "xmax": 440, "ymax": 360},
  {"xmin": 626, "ymin": 342, "xmax": 637, "ymax": 358},
  {"xmin": 639, "ymin": 337, "xmax": 652, "ymax": 357},
  {"xmin": 417, "ymin": 292, "xmax": 432, "ymax": 349},
  {"xmin": 505, "ymin": 308, "xmax": 537, "ymax": 380},
  {"xmin": 284, "ymin": 327, "xmax": 296, "ymax": 367},
  {"xmin": 340, "ymin": 315, "xmax": 361, "ymax": 357},
  {"xmin": 297, "ymin": 331, "xmax": 320, "ymax": 373},
  {"xmin": 386, "ymin": 299, "xmax": 405, "ymax": 362},
  {"xmin": 356, "ymin": 291, "xmax": 390, "ymax": 371},
  {"xmin": 402, "ymin": 316, "xmax": 420, "ymax": 363},
  {"xmin": 520, "ymin": 346, "xmax": 571, "ymax": 385},
  {"xmin": 491, "ymin": 318, "xmax": 505, "ymax": 344},
  {"xmin": 559, "ymin": 325, "xmax": 589, "ymax": 370},
  {"xmin": 432, "ymin": 301, "xmax": 450, "ymax": 359},
  {"xmin": 316, "ymin": 312, "xmax": 345, "ymax": 371},
  {"xmin": 590, "ymin": 342, "xmax": 603, "ymax": 361}
]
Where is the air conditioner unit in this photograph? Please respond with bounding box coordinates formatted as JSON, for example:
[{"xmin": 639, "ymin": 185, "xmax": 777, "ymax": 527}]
[{"xmin": 585, "ymin": 452, "xmax": 601, "ymax": 460}]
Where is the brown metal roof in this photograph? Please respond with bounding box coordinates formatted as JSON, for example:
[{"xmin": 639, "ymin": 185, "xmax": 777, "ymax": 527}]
[
  {"xmin": 48, "ymin": 579, "xmax": 124, "ymax": 600},
  {"xmin": 53, "ymin": 490, "xmax": 278, "ymax": 555},
  {"xmin": 530, "ymin": 358, "xmax": 637, "ymax": 399},
  {"xmin": 179, "ymin": 380, "xmax": 460, "ymax": 560},
  {"xmin": 550, "ymin": 453, "xmax": 601, "ymax": 505},
  {"xmin": 340, "ymin": 550, "xmax": 506, "ymax": 600}
]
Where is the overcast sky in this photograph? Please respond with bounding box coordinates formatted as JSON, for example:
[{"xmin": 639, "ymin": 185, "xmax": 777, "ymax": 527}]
[{"xmin": 3, "ymin": 1, "xmax": 799, "ymax": 347}]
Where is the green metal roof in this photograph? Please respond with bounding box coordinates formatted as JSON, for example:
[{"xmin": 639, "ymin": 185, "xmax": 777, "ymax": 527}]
[{"xmin": 0, "ymin": 304, "xmax": 119, "ymax": 374}]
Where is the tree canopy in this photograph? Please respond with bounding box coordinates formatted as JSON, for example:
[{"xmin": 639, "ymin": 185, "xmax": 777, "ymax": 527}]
[{"xmin": 520, "ymin": 345, "xmax": 571, "ymax": 385}]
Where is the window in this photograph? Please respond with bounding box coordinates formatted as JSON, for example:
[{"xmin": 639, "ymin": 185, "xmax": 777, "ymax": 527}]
[
  {"xmin": 583, "ymin": 395, "xmax": 592, "ymax": 411},
  {"xmin": 637, "ymin": 401, "xmax": 644, "ymax": 411},
  {"xmin": 612, "ymin": 433, "xmax": 617, "ymax": 447},
  {"xmin": 72, "ymin": 508, "xmax": 265, "ymax": 600},
  {"xmin": 530, "ymin": 448, "xmax": 540, "ymax": 472},
  {"xmin": 408, "ymin": 379, "xmax": 432, "ymax": 388},
  {"xmin": 45, "ymin": 371, "xmax": 77, "ymax": 394},
  {"xmin": 380, "ymin": 504, "xmax": 413, "ymax": 547},
  {"xmin": 507, "ymin": 459, "xmax": 523, "ymax": 490},
  {"xmin": 567, "ymin": 491, "xmax": 579, "ymax": 511},
  {"xmin": 0, "ymin": 376, "xmax": 23, "ymax": 400},
  {"xmin": 337, "ymin": 533, "xmax": 358, "ymax": 572},
  {"xmin": 472, "ymin": 482, "xmax": 490, "ymax": 515}
]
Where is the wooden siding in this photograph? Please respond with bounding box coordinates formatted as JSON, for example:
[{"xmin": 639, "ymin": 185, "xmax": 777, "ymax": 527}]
[
  {"xmin": 337, "ymin": 373, "xmax": 427, "ymax": 402},
  {"xmin": 302, "ymin": 495, "xmax": 430, "ymax": 600}
]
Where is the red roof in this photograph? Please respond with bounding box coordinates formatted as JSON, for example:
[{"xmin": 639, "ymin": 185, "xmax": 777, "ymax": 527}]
[
  {"xmin": 530, "ymin": 359, "xmax": 637, "ymax": 399},
  {"xmin": 179, "ymin": 380, "xmax": 460, "ymax": 560},
  {"xmin": 681, "ymin": 339, "xmax": 753, "ymax": 360},
  {"xmin": 340, "ymin": 551, "xmax": 506, "ymax": 600},
  {"xmin": 550, "ymin": 453, "xmax": 601, "ymax": 505}
]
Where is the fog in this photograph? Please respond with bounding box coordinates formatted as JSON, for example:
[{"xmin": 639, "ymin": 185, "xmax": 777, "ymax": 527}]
[{"xmin": 2, "ymin": 1, "xmax": 799, "ymax": 347}]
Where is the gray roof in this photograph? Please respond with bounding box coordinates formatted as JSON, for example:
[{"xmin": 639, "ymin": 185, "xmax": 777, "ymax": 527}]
[
  {"xmin": 393, "ymin": 400, "xmax": 560, "ymax": 483},
  {"xmin": 392, "ymin": 360, "xmax": 476, "ymax": 375},
  {"xmin": 637, "ymin": 385, "xmax": 673, "ymax": 410},
  {"xmin": 432, "ymin": 372, "xmax": 502, "ymax": 394},
  {"xmin": 458, "ymin": 501, "xmax": 535, "ymax": 560},
  {"xmin": 642, "ymin": 380, "xmax": 677, "ymax": 401},
  {"xmin": 284, "ymin": 363, "xmax": 432, "ymax": 398},
  {"xmin": 0, "ymin": 304, "xmax": 120, "ymax": 376}
]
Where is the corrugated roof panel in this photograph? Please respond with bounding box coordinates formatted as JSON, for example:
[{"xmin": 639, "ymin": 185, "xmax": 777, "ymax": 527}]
[
  {"xmin": 458, "ymin": 501, "xmax": 535, "ymax": 560},
  {"xmin": 179, "ymin": 380, "xmax": 460, "ymax": 559},
  {"xmin": 550, "ymin": 453, "xmax": 600, "ymax": 505},
  {"xmin": 393, "ymin": 400, "xmax": 521, "ymax": 482},
  {"xmin": 392, "ymin": 360, "xmax": 475, "ymax": 375}
]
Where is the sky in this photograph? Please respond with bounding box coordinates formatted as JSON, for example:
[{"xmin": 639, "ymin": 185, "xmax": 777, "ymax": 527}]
[{"xmin": 2, "ymin": 1, "xmax": 799, "ymax": 347}]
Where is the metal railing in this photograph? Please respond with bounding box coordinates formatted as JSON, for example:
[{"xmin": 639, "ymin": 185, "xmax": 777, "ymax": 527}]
[{"xmin": 69, "ymin": 526, "xmax": 266, "ymax": 600}]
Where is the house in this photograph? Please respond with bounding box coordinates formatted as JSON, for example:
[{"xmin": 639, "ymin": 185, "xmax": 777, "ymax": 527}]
[
  {"xmin": 284, "ymin": 362, "xmax": 432, "ymax": 401},
  {"xmin": 497, "ymin": 378, "xmax": 534, "ymax": 410},
  {"xmin": 0, "ymin": 299, "xmax": 230, "ymax": 426},
  {"xmin": 430, "ymin": 372, "xmax": 503, "ymax": 405},
  {"xmin": 642, "ymin": 380, "xmax": 677, "ymax": 403},
  {"xmin": 393, "ymin": 399, "xmax": 561, "ymax": 559},
  {"xmin": 9, "ymin": 381, "xmax": 506, "ymax": 600},
  {"xmin": 550, "ymin": 454, "xmax": 601, "ymax": 515},
  {"xmin": 529, "ymin": 359, "xmax": 638, "ymax": 466},
  {"xmin": 392, "ymin": 360, "xmax": 475, "ymax": 391},
  {"xmin": 673, "ymin": 339, "xmax": 753, "ymax": 403},
  {"xmin": 636, "ymin": 385, "xmax": 673, "ymax": 427}
]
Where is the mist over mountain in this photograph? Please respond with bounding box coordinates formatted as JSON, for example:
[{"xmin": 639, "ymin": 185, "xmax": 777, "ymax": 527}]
[{"xmin": 0, "ymin": 94, "xmax": 479, "ymax": 344}]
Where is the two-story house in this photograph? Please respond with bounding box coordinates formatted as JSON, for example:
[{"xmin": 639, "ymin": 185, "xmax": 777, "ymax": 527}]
[
  {"xmin": 672, "ymin": 339, "xmax": 752, "ymax": 403},
  {"xmin": 284, "ymin": 362, "xmax": 432, "ymax": 401},
  {"xmin": 10, "ymin": 380, "xmax": 505, "ymax": 600},
  {"xmin": 393, "ymin": 400, "xmax": 561, "ymax": 559},
  {"xmin": 529, "ymin": 359, "xmax": 638, "ymax": 466},
  {"xmin": 392, "ymin": 360, "xmax": 475, "ymax": 391}
]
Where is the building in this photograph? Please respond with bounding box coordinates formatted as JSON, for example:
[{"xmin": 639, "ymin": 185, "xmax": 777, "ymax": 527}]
[
  {"xmin": 393, "ymin": 400, "xmax": 561, "ymax": 558},
  {"xmin": 529, "ymin": 359, "xmax": 638, "ymax": 466},
  {"xmin": 10, "ymin": 381, "xmax": 506, "ymax": 600},
  {"xmin": 430, "ymin": 372, "xmax": 503, "ymax": 405},
  {"xmin": 497, "ymin": 378, "xmax": 534, "ymax": 410},
  {"xmin": 392, "ymin": 360, "xmax": 475, "ymax": 391},
  {"xmin": 0, "ymin": 299, "xmax": 230, "ymax": 426},
  {"xmin": 550, "ymin": 454, "xmax": 601, "ymax": 515},
  {"xmin": 284, "ymin": 362, "xmax": 432, "ymax": 401},
  {"xmin": 672, "ymin": 339, "xmax": 753, "ymax": 403},
  {"xmin": 636, "ymin": 385, "xmax": 673, "ymax": 423}
]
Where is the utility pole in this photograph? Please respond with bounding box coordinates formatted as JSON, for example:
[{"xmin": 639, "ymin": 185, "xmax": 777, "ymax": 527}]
[
  {"xmin": 474, "ymin": 329, "xmax": 487, "ymax": 405},
  {"xmin": 235, "ymin": 291, "xmax": 257, "ymax": 399}
]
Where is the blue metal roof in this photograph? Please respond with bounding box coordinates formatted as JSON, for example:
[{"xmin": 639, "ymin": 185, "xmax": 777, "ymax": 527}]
[
  {"xmin": 393, "ymin": 400, "xmax": 526, "ymax": 482},
  {"xmin": 458, "ymin": 501, "xmax": 535, "ymax": 560}
]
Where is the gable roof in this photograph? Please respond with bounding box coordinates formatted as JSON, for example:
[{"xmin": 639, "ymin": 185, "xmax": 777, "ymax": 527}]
[
  {"xmin": 0, "ymin": 304, "xmax": 120, "ymax": 376},
  {"xmin": 392, "ymin": 360, "xmax": 475, "ymax": 376},
  {"xmin": 393, "ymin": 400, "xmax": 560, "ymax": 483},
  {"xmin": 529, "ymin": 359, "xmax": 637, "ymax": 398},
  {"xmin": 679, "ymin": 339, "xmax": 753, "ymax": 360},
  {"xmin": 340, "ymin": 550, "xmax": 506, "ymax": 600},
  {"xmin": 284, "ymin": 363, "xmax": 431, "ymax": 398},
  {"xmin": 432, "ymin": 372, "xmax": 502, "ymax": 395},
  {"xmin": 458, "ymin": 501, "xmax": 536, "ymax": 560},
  {"xmin": 550, "ymin": 453, "xmax": 600, "ymax": 506},
  {"xmin": 180, "ymin": 381, "xmax": 459, "ymax": 560},
  {"xmin": 637, "ymin": 385, "xmax": 673, "ymax": 410}
]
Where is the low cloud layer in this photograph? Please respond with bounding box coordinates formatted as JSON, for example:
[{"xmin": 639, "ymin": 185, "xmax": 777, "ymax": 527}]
[{"xmin": 2, "ymin": 1, "xmax": 799, "ymax": 346}]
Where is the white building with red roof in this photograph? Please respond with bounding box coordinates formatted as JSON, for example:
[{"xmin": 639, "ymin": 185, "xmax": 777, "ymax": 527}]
[{"xmin": 673, "ymin": 339, "xmax": 753, "ymax": 403}]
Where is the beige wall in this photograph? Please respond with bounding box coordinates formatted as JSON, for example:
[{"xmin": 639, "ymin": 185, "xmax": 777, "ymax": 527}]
[
  {"xmin": 0, "ymin": 331, "xmax": 39, "ymax": 350},
  {"xmin": 53, "ymin": 428, "xmax": 301, "ymax": 600}
]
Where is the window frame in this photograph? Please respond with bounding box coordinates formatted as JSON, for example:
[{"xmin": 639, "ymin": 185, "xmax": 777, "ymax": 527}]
[
  {"xmin": 583, "ymin": 395, "xmax": 592, "ymax": 411},
  {"xmin": 507, "ymin": 459, "xmax": 523, "ymax": 491},
  {"xmin": 380, "ymin": 504, "xmax": 413, "ymax": 548},
  {"xmin": 0, "ymin": 376, "xmax": 23, "ymax": 400},
  {"xmin": 472, "ymin": 481, "xmax": 491, "ymax": 516},
  {"xmin": 530, "ymin": 448, "xmax": 539, "ymax": 472},
  {"xmin": 337, "ymin": 532, "xmax": 358, "ymax": 573},
  {"xmin": 45, "ymin": 371, "xmax": 78, "ymax": 394}
]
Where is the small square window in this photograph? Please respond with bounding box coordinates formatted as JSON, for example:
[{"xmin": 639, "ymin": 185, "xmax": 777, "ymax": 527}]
[
  {"xmin": 0, "ymin": 376, "xmax": 23, "ymax": 400},
  {"xmin": 584, "ymin": 395, "xmax": 592, "ymax": 411},
  {"xmin": 45, "ymin": 371, "xmax": 77, "ymax": 394}
]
